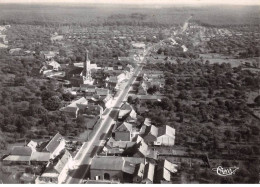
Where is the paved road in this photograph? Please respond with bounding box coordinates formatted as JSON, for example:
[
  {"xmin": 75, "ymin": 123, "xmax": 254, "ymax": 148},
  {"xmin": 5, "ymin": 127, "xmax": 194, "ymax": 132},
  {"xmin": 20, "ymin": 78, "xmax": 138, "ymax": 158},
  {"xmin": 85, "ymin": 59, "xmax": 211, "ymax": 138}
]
[
  {"xmin": 62, "ymin": 23, "xmax": 187, "ymax": 183},
  {"xmin": 62, "ymin": 58, "xmax": 144, "ymax": 184}
]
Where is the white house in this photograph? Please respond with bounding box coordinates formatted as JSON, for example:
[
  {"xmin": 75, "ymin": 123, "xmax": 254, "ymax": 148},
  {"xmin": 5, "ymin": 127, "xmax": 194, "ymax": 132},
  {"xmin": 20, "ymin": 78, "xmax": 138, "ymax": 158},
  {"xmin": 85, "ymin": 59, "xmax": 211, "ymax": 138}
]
[{"xmin": 155, "ymin": 125, "xmax": 175, "ymax": 146}]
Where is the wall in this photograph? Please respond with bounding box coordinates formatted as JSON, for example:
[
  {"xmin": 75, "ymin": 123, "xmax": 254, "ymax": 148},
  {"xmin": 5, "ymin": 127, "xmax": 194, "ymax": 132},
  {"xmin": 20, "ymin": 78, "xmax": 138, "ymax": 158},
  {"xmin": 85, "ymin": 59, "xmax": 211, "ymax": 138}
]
[{"xmin": 90, "ymin": 169, "xmax": 123, "ymax": 181}]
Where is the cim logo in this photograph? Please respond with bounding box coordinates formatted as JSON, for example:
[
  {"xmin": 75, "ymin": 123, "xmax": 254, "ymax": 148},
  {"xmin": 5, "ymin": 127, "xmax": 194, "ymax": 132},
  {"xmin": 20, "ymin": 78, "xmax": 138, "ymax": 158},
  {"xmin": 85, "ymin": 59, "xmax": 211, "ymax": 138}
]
[{"xmin": 212, "ymin": 166, "xmax": 239, "ymax": 176}]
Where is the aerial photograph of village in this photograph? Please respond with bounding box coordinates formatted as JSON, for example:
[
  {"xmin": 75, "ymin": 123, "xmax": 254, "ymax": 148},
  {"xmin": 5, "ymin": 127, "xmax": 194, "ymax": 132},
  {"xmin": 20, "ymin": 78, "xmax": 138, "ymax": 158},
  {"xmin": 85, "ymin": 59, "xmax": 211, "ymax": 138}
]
[{"xmin": 0, "ymin": 0, "xmax": 259, "ymax": 184}]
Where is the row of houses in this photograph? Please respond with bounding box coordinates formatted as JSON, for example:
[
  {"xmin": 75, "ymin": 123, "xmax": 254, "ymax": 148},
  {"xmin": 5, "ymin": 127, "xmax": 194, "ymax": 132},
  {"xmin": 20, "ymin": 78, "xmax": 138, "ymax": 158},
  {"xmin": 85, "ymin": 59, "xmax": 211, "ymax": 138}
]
[
  {"xmin": 2, "ymin": 133, "xmax": 73, "ymax": 184},
  {"xmin": 88, "ymin": 156, "xmax": 177, "ymax": 183},
  {"xmin": 91, "ymin": 102, "xmax": 177, "ymax": 183}
]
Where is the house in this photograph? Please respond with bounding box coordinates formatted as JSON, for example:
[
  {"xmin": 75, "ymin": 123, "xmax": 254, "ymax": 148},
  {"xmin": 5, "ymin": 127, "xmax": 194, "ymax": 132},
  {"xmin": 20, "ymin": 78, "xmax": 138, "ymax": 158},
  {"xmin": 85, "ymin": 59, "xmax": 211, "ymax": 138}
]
[
  {"xmin": 46, "ymin": 59, "xmax": 61, "ymax": 71},
  {"xmin": 142, "ymin": 163, "xmax": 155, "ymax": 184},
  {"xmin": 132, "ymin": 42, "xmax": 146, "ymax": 55},
  {"xmin": 113, "ymin": 122, "xmax": 133, "ymax": 141},
  {"xmin": 117, "ymin": 102, "xmax": 137, "ymax": 123},
  {"xmin": 106, "ymin": 76, "xmax": 118, "ymax": 89},
  {"xmin": 42, "ymin": 133, "xmax": 66, "ymax": 159},
  {"xmin": 27, "ymin": 140, "xmax": 37, "ymax": 152},
  {"xmin": 117, "ymin": 73, "xmax": 127, "ymax": 83},
  {"xmin": 82, "ymin": 103, "xmax": 103, "ymax": 117},
  {"xmin": 36, "ymin": 150, "xmax": 71, "ymax": 184},
  {"xmin": 51, "ymin": 35, "xmax": 63, "ymax": 42},
  {"xmin": 131, "ymin": 95, "xmax": 164, "ymax": 102},
  {"xmin": 125, "ymin": 64, "xmax": 134, "ymax": 73},
  {"xmin": 95, "ymin": 88, "xmax": 110, "ymax": 99},
  {"xmin": 143, "ymin": 118, "xmax": 151, "ymax": 126},
  {"xmin": 123, "ymin": 136, "xmax": 157, "ymax": 160},
  {"xmin": 155, "ymin": 125, "xmax": 175, "ymax": 146},
  {"xmin": 60, "ymin": 97, "xmax": 88, "ymax": 118},
  {"xmin": 3, "ymin": 146, "xmax": 33, "ymax": 165},
  {"xmin": 125, "ymin": 109, "xmax": 137, "ymax": 124},
  {"xmin": 9, "ymin": 48, "xmax": 22, "ymax": 55},
  {"xmin": 20, "ymin": 173, "xmax": 36, "ymax": 184},
  {"xmin": 155, "ymin": 160, "xmax": 178, "ymax": 182},
  {"xmin": 102, "ymin": 138, "xmax": 136, "ymax": 156},
  {"xmin": 40, "ymin": 51, "xmax": 59, "ymax": 60},
  {"xmin": 118, "ymin": 102, "xmax": 132, "ymax": 120},
  {"xmin": 132, "ymin": 42, "xmax": 146, "ymax": 49},
  {"xmin": 138, "ymin": 81, "xmax": 148, "ymax": 95},
  {"xmin": 133, "ymin": 163, "xmax": 145, "ymax": 183},
  {"xmin": 73, "ymin": 62, "xmax": 99, "ymax": 70},
  {"xmin": 30, "ymin": 152, "xmax": 51, "ymax": 165},
  {"xmin": 142, "ymin": 125, "xmax": 158, "ymax": 144},
  {"xmin": 90, "ymin": 156, "xmax": 136, "ymax": 182},
  {"xmin": 79, "ymin": 84, "xmax": 96, "ymax": 95}
]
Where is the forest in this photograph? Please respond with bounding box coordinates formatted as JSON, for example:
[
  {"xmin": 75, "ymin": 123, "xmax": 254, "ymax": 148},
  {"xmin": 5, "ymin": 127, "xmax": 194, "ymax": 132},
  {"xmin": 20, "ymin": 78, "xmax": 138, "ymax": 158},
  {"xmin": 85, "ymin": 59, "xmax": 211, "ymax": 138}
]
[{"xmin": 0, "ymin": 4, "xmax": 259, "ymax": 26}]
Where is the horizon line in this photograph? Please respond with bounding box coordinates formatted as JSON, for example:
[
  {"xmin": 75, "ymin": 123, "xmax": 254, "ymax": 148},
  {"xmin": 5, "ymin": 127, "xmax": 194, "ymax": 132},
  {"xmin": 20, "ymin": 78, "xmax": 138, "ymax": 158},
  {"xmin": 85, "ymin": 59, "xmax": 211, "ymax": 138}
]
[{"xmin": 1, "ymin": 0, "xmax": 260, "ymax": 6}]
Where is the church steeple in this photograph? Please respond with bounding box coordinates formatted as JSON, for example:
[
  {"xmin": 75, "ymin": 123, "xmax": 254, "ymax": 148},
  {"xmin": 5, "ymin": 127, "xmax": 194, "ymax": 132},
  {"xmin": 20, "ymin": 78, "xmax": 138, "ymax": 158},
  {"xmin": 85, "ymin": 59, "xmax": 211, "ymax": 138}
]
[
  {"xmin": 82, "ymin": 49, "xmax": 93, "ymax": 85},
  {"xmin": 86, "ymin": 49, "xmax": 90, "ymax": 62}
]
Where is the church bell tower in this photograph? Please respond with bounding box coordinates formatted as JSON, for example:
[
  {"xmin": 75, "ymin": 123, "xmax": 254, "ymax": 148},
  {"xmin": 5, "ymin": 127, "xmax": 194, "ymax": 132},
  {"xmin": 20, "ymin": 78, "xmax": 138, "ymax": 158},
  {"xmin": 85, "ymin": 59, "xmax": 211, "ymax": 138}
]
[{"xmin": 82, "ymin": 50, "xmax": 93, "ymax": 85}]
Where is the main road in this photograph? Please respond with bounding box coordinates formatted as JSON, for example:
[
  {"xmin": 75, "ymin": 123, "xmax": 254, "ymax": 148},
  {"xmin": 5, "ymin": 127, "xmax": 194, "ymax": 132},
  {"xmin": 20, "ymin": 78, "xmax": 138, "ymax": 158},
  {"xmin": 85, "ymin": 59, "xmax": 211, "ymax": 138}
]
[
  {"xmin": 62, "ymin": 16, "xmax": 190, "ymax": 183},
  {"xmin": 62, "ymin": 51, "xmax": 147, "ymax": 184}
]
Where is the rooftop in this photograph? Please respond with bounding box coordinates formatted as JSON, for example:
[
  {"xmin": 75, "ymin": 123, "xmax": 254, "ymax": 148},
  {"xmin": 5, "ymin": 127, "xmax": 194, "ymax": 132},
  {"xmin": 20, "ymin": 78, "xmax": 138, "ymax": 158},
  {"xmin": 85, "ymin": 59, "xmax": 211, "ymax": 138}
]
[
  {"xmin": 30, "ymin": 152, "xmax": 51, "ymax": 162},
  {"xmin": 43, "ymin": 133, "xmax": 64, "ymax": 153},
  {"xmin": 158, "ymin": 125, "xmax": 175, "ymax": 137},
  {"xmin": 91, "ymin": 156, "xmax": 136, "ymax": 174},
  {"xmin": 10, "ymin": 146, "xmax": 32, "ymax": 156}
]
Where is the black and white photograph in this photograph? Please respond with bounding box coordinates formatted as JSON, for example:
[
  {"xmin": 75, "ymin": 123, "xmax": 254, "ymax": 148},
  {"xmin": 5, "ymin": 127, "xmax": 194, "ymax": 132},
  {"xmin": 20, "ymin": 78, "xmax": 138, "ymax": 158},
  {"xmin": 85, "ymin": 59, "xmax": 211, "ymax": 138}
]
[{"xmin": 0, "ymin": 0, "xmax": 259, "ymax": 184}]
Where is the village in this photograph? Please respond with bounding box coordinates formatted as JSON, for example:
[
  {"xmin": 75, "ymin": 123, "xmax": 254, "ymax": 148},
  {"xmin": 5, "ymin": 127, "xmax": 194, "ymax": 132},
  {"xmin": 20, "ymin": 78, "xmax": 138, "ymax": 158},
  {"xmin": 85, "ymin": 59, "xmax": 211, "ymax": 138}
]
[{"xmin": 0, "ymin": 3, "xmax": 259, "ymax": 184}]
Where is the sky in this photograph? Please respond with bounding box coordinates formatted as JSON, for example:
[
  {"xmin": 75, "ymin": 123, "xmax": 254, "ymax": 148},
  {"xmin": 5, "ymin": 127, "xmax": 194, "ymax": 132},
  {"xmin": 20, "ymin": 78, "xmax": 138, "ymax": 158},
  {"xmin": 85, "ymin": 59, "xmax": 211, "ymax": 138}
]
[{"xmin": 1, "ymin": 0, "xmax": 260, "ymax": 5}]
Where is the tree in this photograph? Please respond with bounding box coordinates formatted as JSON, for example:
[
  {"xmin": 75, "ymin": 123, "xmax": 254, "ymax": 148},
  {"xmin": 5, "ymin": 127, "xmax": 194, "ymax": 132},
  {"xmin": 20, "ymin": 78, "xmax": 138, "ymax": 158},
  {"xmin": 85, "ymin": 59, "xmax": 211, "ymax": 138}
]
[
  {"xmin": 62, "ymin": 93, "xmax": 74, "ymax": 101},
  {"xmin": 41, "ymin": 90, "xmax": 57, "ymax": 101},
  {"xmin": 178, "ymin": 90, "xmax": 189, "ymax": 100},
  {"xmin": 254, "ymin": 95, "xmax": 260, "ymax": 106},
  {"xmin": 44, "ymin": 96, "xmax": 61, "ymax": 111},
  {"xmin": 127, "ymin": 96, "xmax": 133, "ymax": 104},
  {"xmin": 14, "ymin": 75, "xmax": 27, "ymax": 86}
]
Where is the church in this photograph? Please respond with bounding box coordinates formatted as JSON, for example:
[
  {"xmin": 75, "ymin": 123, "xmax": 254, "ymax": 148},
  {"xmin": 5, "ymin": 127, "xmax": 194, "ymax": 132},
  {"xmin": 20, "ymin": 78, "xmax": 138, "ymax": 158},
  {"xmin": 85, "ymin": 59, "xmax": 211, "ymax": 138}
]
[
  {"xmin": 80, "ymin": 50, "xmax": 94, "ymax": 85},
  {"xmin": 66, "ymin": 50, "xmax": 94, "ymax": 87}
]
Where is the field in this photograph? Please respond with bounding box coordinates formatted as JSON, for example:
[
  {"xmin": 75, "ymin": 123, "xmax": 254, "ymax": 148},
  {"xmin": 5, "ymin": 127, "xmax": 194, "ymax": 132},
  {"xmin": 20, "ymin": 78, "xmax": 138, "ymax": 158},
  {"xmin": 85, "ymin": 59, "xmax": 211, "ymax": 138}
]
[{"xmin": 0, "ymin": 4, "xmax": 259, "ymax": 26}]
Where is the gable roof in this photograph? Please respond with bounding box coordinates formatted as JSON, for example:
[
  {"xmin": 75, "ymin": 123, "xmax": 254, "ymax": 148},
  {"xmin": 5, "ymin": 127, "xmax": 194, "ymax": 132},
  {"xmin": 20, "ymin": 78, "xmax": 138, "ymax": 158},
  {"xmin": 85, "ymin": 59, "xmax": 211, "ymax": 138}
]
[
  {"xmin": 118, "ymin": 110, "xmax": 131, "ymax": 119},
  {"xmin": 135, "ymin": 163, "xmax": 145, "ymax": 178},
  {"xmin": 27, "ymin": 140, "xmax": 37, "ymax": 149},
  {"xmin": 143, "ymin": 163, "xmax": 155, "ymax": 182},
  {"xmin": 158, "ymin": 125, "xmax": 175, "ymax": 138},
  {"xmin": 108, "ymin": 76, "xmax": 118, "ymax": 83},
  {"xmin": 11, "ymin": 146, "xmax": 32, "ymax": 156},
  {"xmin": 122, "ymin": 160, "xmax": 136, "ymax": 174},
  {"xmin": 144, "ymin": 118, "xmax": 151, "ymax": 126},
  {"xmin": 95, "ymin": 88, "xmax": 109, "ymax": 96},
  {"xmin": 43, "ymin": 133, "xmax": 64, "ymax": 153},
  {"xmin": 30, "ymin": 152, "xmax": 51, "ymax": 162},
  {"xmin": 106, "ymin": 138, "xmax": 135, "ymax": 149},
  {"xmin": 91, "ymin": 156, "xmax": 124, "ymax": 171},
  {"xmin": 53, "ymin": 150, "xmax": 71, "ymax": 173},
  {"xmin": 160, "ymin": 168, "xmax": 171, "ymax": 181},
  {"xmin": 163, "ymin": 160, "xmax": 178, "ymax": 173},
  {"xmin": 68, "ymin": 97, "xmax": 88, "ymax": 108},
  {"xmin": 80, "ymin": 84, "xmax": 96, "ymax": 92},
  {"xmin": 3, "ymin": 155, "xmax": 31, "ymax": 162},
  {"xmin": 120, "ymin": 102, "xmax": 132, "ymax": 111},
  {"xmin": 91, "ymin": 156, "xmax": 135, "ymax": 174},
  {"xmin": 47, "ymin": 59, "xmax": 60, "ymax": 68},
  {"xmin": 116, "ymin": 122, "xmax": 133, "ymax": 132},
  {"xmin": 61, "ymin": 106, "xmax": 79, "ymax": 114},
  {"xmin": 149, "ymin": 125, "xmax": 158, "ymax": 137}
]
